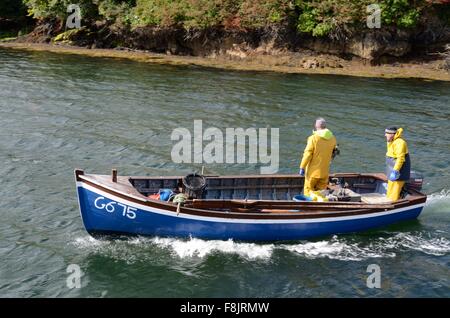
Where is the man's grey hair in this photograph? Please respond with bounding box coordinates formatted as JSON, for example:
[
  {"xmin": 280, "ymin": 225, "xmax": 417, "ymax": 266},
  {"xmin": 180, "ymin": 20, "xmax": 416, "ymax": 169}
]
[{"xmin": 315, "ymin": 117, "xmax": 327, "ymax": 129}]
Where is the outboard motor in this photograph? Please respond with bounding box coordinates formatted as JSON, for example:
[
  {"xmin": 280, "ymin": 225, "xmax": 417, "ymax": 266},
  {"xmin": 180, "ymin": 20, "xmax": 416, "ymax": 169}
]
[
  {"xmin": 405, "ymin": 171, "xmax": 424, "ymax": 192},
  {"xmin": 182, "ymin": 173, "xmax": 207, "ymax": 199}
]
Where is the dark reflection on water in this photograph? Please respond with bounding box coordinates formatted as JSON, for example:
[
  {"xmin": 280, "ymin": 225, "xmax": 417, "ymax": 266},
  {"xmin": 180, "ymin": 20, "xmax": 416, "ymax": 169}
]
[{"xmin": 0, "ymin": 47, "xmax": 449, "ymax": 297}]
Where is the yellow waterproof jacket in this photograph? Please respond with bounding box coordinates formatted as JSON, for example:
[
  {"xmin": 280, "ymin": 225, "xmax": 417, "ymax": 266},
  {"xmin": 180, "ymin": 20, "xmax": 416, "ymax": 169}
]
[
  {"xmin": 300, "ymin": 129, "xmax": 337, "ymax": 179},
  {"xmin": 386, "ymin": 128, "xmax": 411, "ymax": 180},
  {"xmin": 386, "ymin": 128, "xmax": 409, "ymax": 170}
]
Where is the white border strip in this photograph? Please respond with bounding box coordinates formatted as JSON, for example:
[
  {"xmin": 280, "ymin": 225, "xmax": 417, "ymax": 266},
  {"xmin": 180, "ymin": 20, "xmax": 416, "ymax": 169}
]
[{"xmin": 77, "ymin": 182, "xmax": 425, "ymax": 224}]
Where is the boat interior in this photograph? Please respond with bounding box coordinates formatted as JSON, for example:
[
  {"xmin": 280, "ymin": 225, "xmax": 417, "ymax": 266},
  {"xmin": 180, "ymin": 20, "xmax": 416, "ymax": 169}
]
[{"xmin": 128, "ymin": 173, "xmax": 424, "ymax": 207}]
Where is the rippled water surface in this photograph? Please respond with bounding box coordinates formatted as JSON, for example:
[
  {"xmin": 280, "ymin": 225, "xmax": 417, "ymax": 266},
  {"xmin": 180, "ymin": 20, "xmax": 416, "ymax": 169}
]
[{"xmin": 0, "ymin": 47, "xmax": 449, "ymax": 297}]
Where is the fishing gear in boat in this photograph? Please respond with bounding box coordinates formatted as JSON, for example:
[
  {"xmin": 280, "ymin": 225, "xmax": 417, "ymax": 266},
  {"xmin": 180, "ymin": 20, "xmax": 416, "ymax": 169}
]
[
  {"xmin": 173, "ymin": 193, "xmax": 188, "ymax": 204},
  {"xmin": 182, "ymin": 173, "xmax": 207, "ymax": 199},
  {"xmin": 146, "ymin": 172, "xmax": 208, "ymax": 202},
  {"xmin": 328, "ymin": 177, "xmax": 360, "ymax": 202}
]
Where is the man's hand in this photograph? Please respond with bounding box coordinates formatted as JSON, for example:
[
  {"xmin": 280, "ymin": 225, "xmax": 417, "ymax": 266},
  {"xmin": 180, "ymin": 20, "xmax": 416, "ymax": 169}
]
[
  {"xmin": 332, "ymin": 145, "xmax": 340, "ymax": 159},
  {"xmin": 299, "ymin": 168, "xmax": 305, "ymax": 176},
  {"xmin": 389, "ymin": 170, "xmax": 400, "ymax": 181}
]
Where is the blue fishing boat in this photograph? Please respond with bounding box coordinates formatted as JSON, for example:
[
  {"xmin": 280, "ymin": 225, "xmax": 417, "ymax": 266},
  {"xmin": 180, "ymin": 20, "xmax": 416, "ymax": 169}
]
[{"xmin": 74, "ymin": 169, "xmax": 426, "ymax": 241}]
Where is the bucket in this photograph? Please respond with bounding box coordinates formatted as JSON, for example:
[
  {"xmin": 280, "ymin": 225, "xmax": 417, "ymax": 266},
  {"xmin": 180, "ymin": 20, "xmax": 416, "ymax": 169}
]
[{"xmin": 182, "ymin": 173, "xmax": 206, "ymax": 199}]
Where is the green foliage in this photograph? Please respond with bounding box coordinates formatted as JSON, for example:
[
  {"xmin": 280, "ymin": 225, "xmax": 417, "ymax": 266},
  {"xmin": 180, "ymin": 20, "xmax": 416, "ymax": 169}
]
[
  {"xmin": 295, "ymin": 0, "xmax": 371, "ymax": 37},
  {"xmin": 129, "ymin": 0, "xmax": 292, "ymax": 29},
  {"xmin": 297, "ymin": 7, "xmax": 316, "ymax": 33},
  {"xmin": 98, "ymin": 0, "xmax": 133, "ymax": 25},
  {"xmin": 19, "ymin": 0, "xmax": 293, "ymax": 29},
  {"xmin": 380, "ymin": 0, "xmax": 422, "ymax": 28},
  {"xmin": 312, "ymin": 21, "xmax": 332, "ymax": 37},
  {"xmin": 17, "ymin": 0, "xmax": 445, "ymax": 34},
  {"xmin": 130, "ymin": 0, "xmax": 188, "ymax": 27},
  {"xmin": 52, "ymin": 27, "xmax": 82, "ymax": 42},
  {"xmin": 294, "ymin": 0, "xmax": 430, "ymax": 37},
  {"xmin": 297, "ymin": 4, "xmax": 319, "ymax": 33},
  {"xmin": 23, "ymin": 0, "xmax": 70, "ymax": 20},
  {"xmin": 238, "ymin": 0, "xmax": 291, "ymax": 27},
  {"xmin": 22, "ymin": 0, "xmax": 99, "ymax": 21}
]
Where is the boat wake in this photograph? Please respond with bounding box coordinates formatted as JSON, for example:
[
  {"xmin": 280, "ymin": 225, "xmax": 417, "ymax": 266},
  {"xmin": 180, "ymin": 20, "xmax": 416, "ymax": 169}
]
[
  {"xmin": 279, "ymin": 237, "xmax": 395, "ymax": 261},
  {"xmin": 72, "ymin": 232, "xmax": 450, "ymax": 262},
  {"xmin": 150, "ymin": 236, "xmax": 273, "ymax": 259},
  {"xmin": 424, "ymin": 189, "xmax": 450, "ymax": 211}
]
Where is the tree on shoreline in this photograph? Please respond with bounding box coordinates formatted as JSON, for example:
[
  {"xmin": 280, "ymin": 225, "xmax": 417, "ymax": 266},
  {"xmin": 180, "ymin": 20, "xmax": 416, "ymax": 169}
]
[{"xmin": 14, "ymin": 0, "xmax": 449, "ymax": 37}]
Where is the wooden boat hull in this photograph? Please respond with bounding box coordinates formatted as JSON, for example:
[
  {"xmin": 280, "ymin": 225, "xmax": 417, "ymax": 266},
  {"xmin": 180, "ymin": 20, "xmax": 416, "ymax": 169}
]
[{"xmin": 76, "ymin": 176, "xmax": 425, "ymax": 241}]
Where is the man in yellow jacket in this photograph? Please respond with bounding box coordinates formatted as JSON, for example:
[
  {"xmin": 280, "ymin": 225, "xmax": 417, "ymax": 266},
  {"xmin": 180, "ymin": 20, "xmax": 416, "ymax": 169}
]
[
  {"xmin": 385, "ymin": 127, "xmax": 411, "ymax": 201},
  {"xmin": 299, "ymin": 118, "xmax": 337, "ymax": 196}
]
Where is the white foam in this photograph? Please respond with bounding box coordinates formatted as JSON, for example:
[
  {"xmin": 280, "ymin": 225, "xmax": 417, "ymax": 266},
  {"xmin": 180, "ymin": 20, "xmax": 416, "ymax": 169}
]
[
  {"xmin": 384, "ymin": 233, "xmax": 450, "ymax": 256},
  {"xmin": 281, "ymin": 237, "xmax": 395, "ymax": 261},
  {"xmin": 72, "ymin": 236, "xmax": 144, "ymax": 263},
  {"xmin": 151, "ymin": 237, "xmax": 274, "ymax": 259},
  {"xmin": 71, "ymin": 230, "xmax": 450, "ymax": 262},
  {"xmin": 73, "ymin": 236, "xmax": 104, "ymax": 248},
  {"xmin": 426, "ymin": 189, "xmax": 450, "ymax": 206}
]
